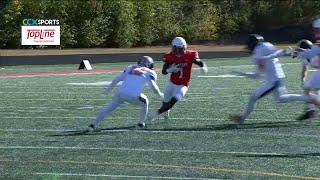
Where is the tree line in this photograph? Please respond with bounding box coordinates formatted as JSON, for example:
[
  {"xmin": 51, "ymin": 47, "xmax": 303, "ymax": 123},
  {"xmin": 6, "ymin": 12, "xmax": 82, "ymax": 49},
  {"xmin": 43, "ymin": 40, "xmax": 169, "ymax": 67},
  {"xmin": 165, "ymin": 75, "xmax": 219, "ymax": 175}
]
[{"xmin": 0, "ymin": 0, "xmax": 319, "ymax": 49}]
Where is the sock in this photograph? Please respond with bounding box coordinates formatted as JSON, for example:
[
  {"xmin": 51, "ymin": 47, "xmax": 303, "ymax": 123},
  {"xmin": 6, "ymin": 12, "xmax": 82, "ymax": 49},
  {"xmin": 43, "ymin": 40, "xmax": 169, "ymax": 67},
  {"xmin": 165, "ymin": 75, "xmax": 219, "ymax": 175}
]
[{"xmin": 158, "ymin": 97, "xmax": 178, "ymax": 114}]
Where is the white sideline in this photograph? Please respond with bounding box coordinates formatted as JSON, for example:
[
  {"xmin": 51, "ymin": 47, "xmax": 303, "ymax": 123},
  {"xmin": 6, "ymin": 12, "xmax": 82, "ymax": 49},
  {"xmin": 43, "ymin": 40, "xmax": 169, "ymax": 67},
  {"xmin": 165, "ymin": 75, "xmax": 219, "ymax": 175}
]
[
  {"xmin": 198, "ymin": 75, "xmax": 245, "ymax": 78},
  {"xmin": 1, "ymin": 127, "xmax": 319, "ymax": 138},
  {"xmin": 194, "ymin": 62, "xmax": 301, "ymax": 69},
  {"xmin": 0, "ymin": 145, "xmax": 288, "ymax": 156},
  {"xmin": 34, "ymin": 173, "xmax": 214, "ymax": 180}
]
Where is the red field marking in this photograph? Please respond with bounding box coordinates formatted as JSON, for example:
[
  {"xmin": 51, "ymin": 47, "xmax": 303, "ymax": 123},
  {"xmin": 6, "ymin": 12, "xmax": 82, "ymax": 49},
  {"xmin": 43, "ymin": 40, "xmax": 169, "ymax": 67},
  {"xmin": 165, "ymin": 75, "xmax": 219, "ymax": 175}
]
[{"xmin": 0, "ymin": 69, "xmax": 123, "ymax": 78}]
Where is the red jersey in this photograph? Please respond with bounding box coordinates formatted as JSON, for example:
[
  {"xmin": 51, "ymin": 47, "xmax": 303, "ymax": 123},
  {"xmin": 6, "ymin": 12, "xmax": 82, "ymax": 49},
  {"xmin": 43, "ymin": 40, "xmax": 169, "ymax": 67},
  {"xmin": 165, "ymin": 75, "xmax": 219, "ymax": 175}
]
[{"xmin": 163, "ymin": 50, "xmax": 199, "ymax": 86}]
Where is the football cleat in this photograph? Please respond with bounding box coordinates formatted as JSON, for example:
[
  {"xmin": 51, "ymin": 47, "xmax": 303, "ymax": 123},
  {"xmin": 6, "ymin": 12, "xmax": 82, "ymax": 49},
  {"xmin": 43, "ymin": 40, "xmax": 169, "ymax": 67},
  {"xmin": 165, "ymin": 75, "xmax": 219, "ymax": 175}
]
[
  {"xmin": 137, "ymin": 122, "xmax": 145, "ymax": 128},
  {"xmin": 296, "ymin": 109, "xmax": 319, "ymax": 120},
  {"xmin": 163, "ymin": 110, "xmax": 170, "ymax": 120},
  {"xmin": 87, "ymin": 124, "xmax": 95, "ymax": 132},
  {"xmin": 230, "ymin": 114, "xmax": 245, "ymax": 124}
]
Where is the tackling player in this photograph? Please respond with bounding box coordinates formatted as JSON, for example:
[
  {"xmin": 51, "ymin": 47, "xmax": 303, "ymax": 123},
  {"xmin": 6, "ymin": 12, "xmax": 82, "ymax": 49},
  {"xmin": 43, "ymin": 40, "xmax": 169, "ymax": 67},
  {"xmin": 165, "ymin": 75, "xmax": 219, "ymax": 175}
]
[
  {"xmin": 87, "ymin": 56, "xmax": 163, "ymax": 131},
  {"xmin": 149, "ymin": 37, "xmax": 208, "ymax": 120},
  {"xmin": 231, "ymin": 34, "xmax": 320, "ymax": 124},
  {"xmin": 295, "ymin": 40, "xmax": 319, "ymax": 120},
  {"xmin": 295, "ymin": 19, "xmax": 320, "ymax": 120}
]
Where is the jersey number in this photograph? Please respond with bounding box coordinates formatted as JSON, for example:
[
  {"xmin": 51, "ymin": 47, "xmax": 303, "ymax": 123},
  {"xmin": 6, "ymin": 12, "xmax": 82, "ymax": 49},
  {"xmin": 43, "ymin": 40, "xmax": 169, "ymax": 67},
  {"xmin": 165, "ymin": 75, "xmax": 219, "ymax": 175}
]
[{"xmin": 178, "ymin": 68, "xmax": 183, "ymax": 79}]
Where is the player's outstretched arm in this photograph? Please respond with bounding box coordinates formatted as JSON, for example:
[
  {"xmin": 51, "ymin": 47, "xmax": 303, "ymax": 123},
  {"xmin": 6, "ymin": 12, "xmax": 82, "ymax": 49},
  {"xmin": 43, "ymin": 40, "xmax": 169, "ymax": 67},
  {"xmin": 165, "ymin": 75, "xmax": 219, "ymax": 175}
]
[
  {"xmin": 147, "ymin": 79, "xmax": 164, "ymax": 99},
  {"xmin": 193, "ymin": 59, "xmax": 208, "ymax": 73},
  {"xmin": 254, "ymin": 48, "xmax": 292, "ymax": 61},
  {"xmin": 104, "ymin": 72, "xmax": 125, "ymax": 93}
]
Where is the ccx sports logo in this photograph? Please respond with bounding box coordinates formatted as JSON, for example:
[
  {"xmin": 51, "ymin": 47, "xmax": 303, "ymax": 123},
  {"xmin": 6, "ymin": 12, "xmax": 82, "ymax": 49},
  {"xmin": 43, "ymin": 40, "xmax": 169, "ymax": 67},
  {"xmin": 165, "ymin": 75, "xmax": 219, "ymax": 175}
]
[
  {"xmin": 22, "ymin": 19, "xmax": 60, "ymax": 26},
  {"xmin": 21, "ymin": 18, "xmax": 60, "ymax": 45}
]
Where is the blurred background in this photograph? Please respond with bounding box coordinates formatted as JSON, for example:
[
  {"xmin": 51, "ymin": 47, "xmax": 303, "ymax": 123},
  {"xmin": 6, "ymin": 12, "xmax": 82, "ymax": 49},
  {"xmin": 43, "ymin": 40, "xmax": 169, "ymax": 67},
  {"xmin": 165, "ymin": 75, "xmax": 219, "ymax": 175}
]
[{"xmin": 1, "ymin": 0, "xmax": 320, "ymax": 49}]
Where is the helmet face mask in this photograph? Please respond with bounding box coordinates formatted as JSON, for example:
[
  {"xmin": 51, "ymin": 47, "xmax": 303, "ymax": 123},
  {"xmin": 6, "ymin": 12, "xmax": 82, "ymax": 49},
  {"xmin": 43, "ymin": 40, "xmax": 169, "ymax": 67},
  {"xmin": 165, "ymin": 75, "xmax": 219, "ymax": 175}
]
[
  {"xmin": 138, "ymin": 56, "xmax": 154, "ymax": 69},
  {"xmin": 172, "ymin": 46, "xmax": 185, "ymax": 56},
  {"xmin": 246, "ymin": 34, "xmax": 264, "ymax": 52}
]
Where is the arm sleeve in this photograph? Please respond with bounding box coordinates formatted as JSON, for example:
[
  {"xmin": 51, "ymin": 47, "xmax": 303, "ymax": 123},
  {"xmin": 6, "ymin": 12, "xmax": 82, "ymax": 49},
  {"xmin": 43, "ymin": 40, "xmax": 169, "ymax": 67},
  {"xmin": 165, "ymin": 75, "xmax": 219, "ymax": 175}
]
[
  {"xmin": 193, "ymin": 58, "xmax": 205, "ymax": 67},
  {"xmin": 147, "ymin": 77, "xmax": 162, "ymax": 96},
  {"xmin": 253, "ymin": 49, "xmax": 284, "ymax": 61}
]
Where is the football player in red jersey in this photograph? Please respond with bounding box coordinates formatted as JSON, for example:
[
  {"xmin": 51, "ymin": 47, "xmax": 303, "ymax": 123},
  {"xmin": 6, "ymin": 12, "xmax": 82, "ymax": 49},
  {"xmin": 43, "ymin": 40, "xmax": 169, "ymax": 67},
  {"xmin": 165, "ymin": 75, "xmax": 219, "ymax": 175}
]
[{"xmin": 149, "ymin": 37, "xmax": 208, "ymax": 120}]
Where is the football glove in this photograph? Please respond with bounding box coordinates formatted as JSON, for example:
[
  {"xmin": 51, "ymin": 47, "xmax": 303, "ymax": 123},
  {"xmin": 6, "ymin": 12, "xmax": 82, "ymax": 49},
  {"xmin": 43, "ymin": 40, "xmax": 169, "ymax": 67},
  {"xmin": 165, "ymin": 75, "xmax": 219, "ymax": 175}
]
[
  {"xmin": 280, "ymin": 47, "xmax": 294, "ymax": 57},
  {"xmin": 201, "ymin": 64, "xmax": 208, "ymax": 74},
  {"xmin": 166, "ymin": 64, "xmax": 179, "ymax": 73},
  {"xmin": 159, "ymin": 92, "xmax": 164, "ymax": 100}
]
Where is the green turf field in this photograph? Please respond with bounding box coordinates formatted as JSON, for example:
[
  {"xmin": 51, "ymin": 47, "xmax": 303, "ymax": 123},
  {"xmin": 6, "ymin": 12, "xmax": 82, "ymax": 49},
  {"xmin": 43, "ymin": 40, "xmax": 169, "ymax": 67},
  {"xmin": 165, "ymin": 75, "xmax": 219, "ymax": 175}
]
[{"xmin": 1, "ymin": 57, "xmax": 320, "ymax": 179}]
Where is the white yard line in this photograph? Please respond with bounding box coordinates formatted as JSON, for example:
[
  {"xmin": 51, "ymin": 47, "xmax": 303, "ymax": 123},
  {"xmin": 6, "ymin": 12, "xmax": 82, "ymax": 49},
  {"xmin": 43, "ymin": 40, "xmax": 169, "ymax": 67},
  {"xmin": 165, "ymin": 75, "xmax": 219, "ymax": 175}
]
[
  {"xmin": 3, "ymin": 158, "xmax": 316, "ymax": 179},
  {"xmin": 194, "ymin": 62, "xmax": 301, "ymax": 70},
  {"xmin": 0, "ymin": 145, "xmax": 291, "ymax": 156},
  {"xmin": 34, "ymin": 173, "xmax": 214, "ymax": 180},
  {"xmin": 0, "ymin": 128, "xmax": 77, "ymax": 132},
  {"xmin": 198, "ymin": 75, "xmax": 245, "ymax": 78}
]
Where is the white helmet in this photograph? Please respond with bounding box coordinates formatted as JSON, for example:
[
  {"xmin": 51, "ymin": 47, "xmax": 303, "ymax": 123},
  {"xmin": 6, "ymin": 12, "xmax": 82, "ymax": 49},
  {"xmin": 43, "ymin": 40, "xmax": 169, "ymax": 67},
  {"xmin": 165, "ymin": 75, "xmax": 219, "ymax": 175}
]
[
  {"xmin": 138, "ymin": 56, "xmax": 154, "ymax": 69},
  {"xmin": 313, "ymin": 19, "xmax": 320, "ymax": 28},
  {"xmin": 172, "ymin": 37, "xmax": 187, "ymax": 48}
]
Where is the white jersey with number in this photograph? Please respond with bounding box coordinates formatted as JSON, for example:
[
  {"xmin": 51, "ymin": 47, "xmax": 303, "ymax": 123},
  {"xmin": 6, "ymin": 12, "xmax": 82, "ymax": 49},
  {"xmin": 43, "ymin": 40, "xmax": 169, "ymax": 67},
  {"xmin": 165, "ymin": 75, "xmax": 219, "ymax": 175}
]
[
  {"xmin": 252, "ymin": 42, "xmax": 285, "ymax": 81},
  {"xmin": 117, "ymin": 65, "xmax": 157, "ymax": 97}
]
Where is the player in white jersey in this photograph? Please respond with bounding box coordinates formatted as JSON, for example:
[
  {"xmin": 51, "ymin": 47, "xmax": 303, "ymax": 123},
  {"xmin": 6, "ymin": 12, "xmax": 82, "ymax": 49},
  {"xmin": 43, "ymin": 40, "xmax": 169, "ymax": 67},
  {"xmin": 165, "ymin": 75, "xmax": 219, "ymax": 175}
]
[
  {"xmin": 295, "ymin": 40, "xmax": 320, "ymax": 120},
  {"xmin": 295, "ymin": 18, "xmax": 320, "ymax": 119},
  {"xmin": 87, "ymin": 56, "xmax": 164, "ymax": 131},
  {"xmin": 231, "ymin": 34, "xmax": 320, "ymax": 124}
]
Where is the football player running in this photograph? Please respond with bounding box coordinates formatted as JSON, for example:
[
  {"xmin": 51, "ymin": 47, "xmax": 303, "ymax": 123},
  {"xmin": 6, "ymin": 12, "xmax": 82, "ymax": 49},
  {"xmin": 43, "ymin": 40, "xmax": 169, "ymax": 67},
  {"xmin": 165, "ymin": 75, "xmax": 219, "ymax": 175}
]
[
  {"xmin": 88, "ymin": 56, "xmax": 164, "ymax": 131},
  {"xmin": 295, "ymin": 40, "xmax": 319, "ymax": 120},
  {"xmin": 295, "ymin": 19, "xmax": 320, "ymax": 120},
  {"xmin": 149, "ymin": 37, "xmax": 208, "ymax": 120},
  {"xmin": 231, "ymin": 34, "xmax": 320, "ymax": 124}
]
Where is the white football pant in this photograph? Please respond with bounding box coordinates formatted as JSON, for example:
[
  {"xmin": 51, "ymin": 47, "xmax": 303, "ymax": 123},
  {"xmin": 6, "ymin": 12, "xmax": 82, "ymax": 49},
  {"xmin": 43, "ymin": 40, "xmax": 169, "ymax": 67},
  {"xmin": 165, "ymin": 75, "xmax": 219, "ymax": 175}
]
[
  {"xmin": 303, "ymin": 70, "xmax": 320, "ymax": 90},
  {"xmin": 163, "ymin": 81, "xmax": 188, "ymax": 102},
  {"xmin": 242, "ymin": 79, "xmax": 314, "ymax": 120},
  {"xmin": 302, "ymin": 69, "xmax": 320, "ymax": 111},
  {"xmin": 94, "ymin": 92, "xmax": 149, "ymax": 126}
]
